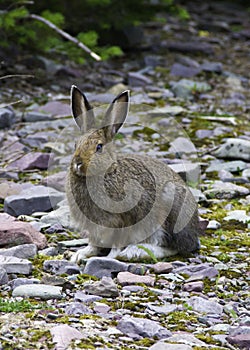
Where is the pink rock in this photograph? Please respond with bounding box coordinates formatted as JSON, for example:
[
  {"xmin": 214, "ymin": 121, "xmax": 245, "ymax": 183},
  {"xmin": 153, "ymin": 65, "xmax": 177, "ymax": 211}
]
[
  {"xmin": 42, "ymin": 171, "xmax": 67, "ymax": 192},
  {"xmin": 0, "ymin": 181, "xmax": 32, "ymax": 200},
  {"xmin": 117, "ymin": 271, "xmax": 155, "ymax": 287},
  {"xmin": 0, "ymin": 213, "xmax": 47, "ymax": 249},
  {"xmin": 7, "ymin": 152, "xmax": 51, "ymax": 171},
  {"xmin": 50, "ymin": 324, "xmax": 83, "ymax": 350},
  {"xmin": 183, "ymin": 281, "xmax": 204, "ymax": 292},
  {"xmin": 39, "ymin": 101, "xmax": 71, "ymax": 117},
  {"xmin": 152, "ymin": 262, "xmax": 173, "ymax": 274}
]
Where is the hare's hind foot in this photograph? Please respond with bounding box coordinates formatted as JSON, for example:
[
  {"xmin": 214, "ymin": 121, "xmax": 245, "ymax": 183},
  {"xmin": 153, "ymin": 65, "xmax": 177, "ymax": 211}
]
[
  {"xmin": 71, "ymin": 245, "xmax": 99, "ymax": 264},
  {"xmin": 109, "ymin": 244, "xmax": 178, "ymax": 262}
]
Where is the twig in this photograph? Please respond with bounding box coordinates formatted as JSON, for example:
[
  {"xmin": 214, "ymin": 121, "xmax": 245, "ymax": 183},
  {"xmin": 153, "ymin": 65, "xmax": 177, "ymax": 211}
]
[
  {"xmin": 0, "ymin": 74, "xmax": 34, "ymax": 80},
  {"xmin": 29, "ymin": 14, "xmax": 102, "ymax": 61},
  {"xmin": 0, "ymin": 100, "xmax": 23, "ymax": 109}
]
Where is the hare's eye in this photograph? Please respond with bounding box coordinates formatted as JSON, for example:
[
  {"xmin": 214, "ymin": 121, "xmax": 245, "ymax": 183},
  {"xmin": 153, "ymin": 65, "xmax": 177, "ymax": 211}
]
[{"xmin": 96, "ymin": 143, "xmax": 103, "ymax": 153}]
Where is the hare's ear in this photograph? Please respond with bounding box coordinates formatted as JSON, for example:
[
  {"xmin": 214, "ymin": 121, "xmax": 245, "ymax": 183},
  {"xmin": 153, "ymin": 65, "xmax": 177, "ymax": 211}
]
[
  {"xmin": 71, "ymin": 85, "xmax": 95, "ymax": 132},
  {"xmin": 103, "ymin": 90, "xmax": 130, "ymax": 141}
]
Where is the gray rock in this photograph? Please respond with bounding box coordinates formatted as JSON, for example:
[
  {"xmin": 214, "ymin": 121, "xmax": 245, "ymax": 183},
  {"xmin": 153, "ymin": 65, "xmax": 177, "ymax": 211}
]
[
  {"xmin": 177, "ymin": 55, "xmax": 200, "ymax": 68},
  {"xmin": 50, "ymin": 324, "xmax": 83, "ymax": 350},
  {"xmin": 122, "ymin": 285, "xmax": 144, "ymax": 293},
  {"xmin": 201, "ymin": 61, "xmax": 223, "ymax": 73},
  {"xmin": 58, "ymin": 239, "xmax": 88, "ymax": 250},
  {"xmin": 218, "ymin": 169, "xmax": 234, "ymax": 181},
  {"xmin": 186, "ymin": 296, "xmax": 223, "ymax": 315},
  {"xmin": 169, "ymin": 162, "xmax": 200, "ymax": 184},
  {"xmin": 117, "ymin": 315, "xmax": 172, "ymax": 339},
  {"xmin": 40, "ymin": 205, "xmax": 72, "ymax": 229},
  {"xmin": 84, "ymin": 257, "xmax": 128, "ymax": 278},
  {"xmin": 130, "ymin": 93, "xmax": 155, "ymax": 104},
  {"xmin": 165, "ymin": 333, "xmax": 207, "ymax": 346},
  {"xmin": 207, "ymin": 220, "xmax": 221, "ymax": 230},
  {"xmin": 12, "ymin": 284, "xmax": 63, "ymax": 299},
  {"xmin": 24, "ymin": 111, "xmax": 52, "ymax": 122},
  {"xmin": 171, "ymin": 79, "xmax": 211, "ymax": 99},
  {"xmin": 149, "ymin": 342, "xmax": 192, "ymax": 350},
  {"xmin": 128, "ymin": 72, "xmax": 152, "ymax": 86},
  {"xmin": 0, "ymin": 255, "xmax": 32, "ymax": 275},
  {"xmin": 206, "ymin": 160, "xmax": 247, "ymax": 173},
  {"xmin": 65, "ymin": 302, "xmax": 92, "ymax": 315},
  {"xmin": 0, "ymin": 108, "xmax": 16, "ymax": 128},
  {"xmin": 170, "ymin": 63, "xmax": 201, "ymax": 77},
  {"xmin": 204, "ymin": 181, "xmax": 249, "ymax": 199},
  {"xmin": 223, "ymin": 210, "xmax": 250, "ymax": 224},
  {"xmin": 169, "ymin": 137, "xmax": 197, "ymax": 154},
  {"xmin": 7, "ymin": 152, "xmax": 51, "ymax": 171},
  {"xmin": 146, "ymin": 302, "xmax": 178, "ymax": 314},
  {"xmin": 189, "ymin": 188, "xmax": 207, "ymax": 203},
  {"xmin": 0, "ymin": 267, "xmax": 8, "ymax": 285},
  {"xmin": 213, "ymin": 138, "xmax": 250, "ymax": 161},
  {"xmin": 43, "ymin": 259, "xmax": 80, "ymax": 275},
  {"xmin": 242, "ymin": 168, "xmax": 250, "ymax": 179},
  {"xmin": 39, "ymin": 246, "xmax": 59, "ymax": 257},
  {"xmin": 74, "ymin": 290, "xmax": 102, "ymax": 303},
  {"xmin": 174, "ymin": 263, "xmax": 218, "ymax": 281},
  {"xmin": 84, "ymin": 277, "xmax": 119, "ymax": 297},
  {"xmin": 164, "ymin": 41, "xmax": 214, "ymax": 55},
  {"xmin": 117, "ymin": 271, "xmax": 155, "ymax": 286},
  {"xmin": 89, "ymin": 93, "xmax": 115, "ymax": 104},
  {"xmin": 149, "ymin": 105, "xmax": 185, "ymax": 116},
  {"xmin": 9, "ymin": 277, "xmax": 39, "ymax": 290},
  {"xmin": 0, "ymin": 244, "xmax": 37, "ymax": 259},
  {"xmin": 4, "ymin": 185, "xmax": 64, "ymax": 216},
  {"xmin": 93, "ymin": 301, "xmax": 110, "ymax": 314},
  {"xmin": 195, "ymin": 129, "xmax": 213, "ymax": 139}
]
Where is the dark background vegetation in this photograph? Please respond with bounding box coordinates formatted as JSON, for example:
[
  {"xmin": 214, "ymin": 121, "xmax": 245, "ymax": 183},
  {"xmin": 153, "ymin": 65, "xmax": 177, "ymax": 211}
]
[{"xmin": 1, "ymin": 0, "xmax": 249, "ymax": 65}]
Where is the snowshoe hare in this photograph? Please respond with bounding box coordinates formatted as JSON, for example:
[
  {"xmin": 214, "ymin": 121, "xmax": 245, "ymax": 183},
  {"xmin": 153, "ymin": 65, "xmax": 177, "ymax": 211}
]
[{"xmin": 66, "ymin": 86, "xmax": 204, "ymax": 263}]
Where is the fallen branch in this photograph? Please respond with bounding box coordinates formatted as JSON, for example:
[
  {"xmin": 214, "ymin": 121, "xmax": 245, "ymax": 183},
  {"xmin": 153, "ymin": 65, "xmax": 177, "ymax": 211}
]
[
  {"xmin": 0, "ymin": 74, "xmax": 34, "ymax": 80},
  {"xmin": 29, "ymin": 14, "xmax": 102, "ymax": 61},
  {"xmin": 0, "ymin": 100, "xmax": 23, "ymax": 109}
]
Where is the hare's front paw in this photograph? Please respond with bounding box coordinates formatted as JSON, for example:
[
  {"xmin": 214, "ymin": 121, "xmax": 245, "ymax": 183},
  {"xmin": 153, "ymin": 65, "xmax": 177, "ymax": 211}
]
[
  {"xmin": 117, "ymin": 244, "xmax": 178, "ymax": 261},
  {"xmin": 71, "ymin": 245, "xmax": 98, "ymax": 264}
]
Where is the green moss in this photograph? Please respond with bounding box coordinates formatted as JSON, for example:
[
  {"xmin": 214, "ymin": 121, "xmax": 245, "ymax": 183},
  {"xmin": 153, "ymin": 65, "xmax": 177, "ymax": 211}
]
[
  {"xmin": 166, "ymin": 311, "xmax": 199, "ymax": 331},
  {"xmin": 55, "ymin": 315, "xmax": 70, "ymax": 323},
  {"xmin": 196, "ymin": 333, "xmax": 221, "ymax": 345},
  {"xmin": 134, "ymin": 338, "xmax": 155, "ymax": 347},
  {"xmin": 30, "ymin": 329, "xmax": 54, "ymax": 347},
  {"xmin": 76, "ymin": 273, "xmax": 99, "ymax": 284},
  {"xmin": 30, "ymin": 254, "xmax": 58, "ymax": 279},
  {"xmin": 217, "ymin": 253, "xmax": 231, "ymax": 263},
  {"xmin": 79, "ymin": 314, "xmax": 102, "ymax": 321}
]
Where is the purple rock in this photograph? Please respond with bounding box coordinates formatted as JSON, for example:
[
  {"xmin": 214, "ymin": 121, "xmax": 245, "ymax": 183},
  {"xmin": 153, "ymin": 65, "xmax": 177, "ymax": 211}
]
[
  {"xmin": 170, "ymin": 63, "xmax": 201, "ymax": 78},
  {"xmin": 227, "ymin": 327, "xmax": 250, "ymax": 349},
  {"xmin": 65, "ymin": 302, "xmax": 92, "ymax": 315},
  {"xmin": 7, "ymin": 152, "xmax": 52, "ymax": 171},
  {"xmin": 128, "ymin": 72, "xmax": 152, "ymax": 87},
  {"xmin": 117, "ymin": 315, "xmax": 172, "ymax": 339}
]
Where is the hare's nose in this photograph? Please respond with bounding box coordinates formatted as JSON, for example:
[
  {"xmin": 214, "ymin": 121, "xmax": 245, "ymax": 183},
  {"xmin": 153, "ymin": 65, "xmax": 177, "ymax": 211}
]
[{"xmin": 74, "ymin": 156, "xmax": 83, "ymax": 173}]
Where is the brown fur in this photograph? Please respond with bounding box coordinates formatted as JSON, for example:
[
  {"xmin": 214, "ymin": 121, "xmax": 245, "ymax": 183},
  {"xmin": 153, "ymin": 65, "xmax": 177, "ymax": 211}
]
[{"xmin": 66, "ymin": 86, "xmax": 203, "ymax": 262}]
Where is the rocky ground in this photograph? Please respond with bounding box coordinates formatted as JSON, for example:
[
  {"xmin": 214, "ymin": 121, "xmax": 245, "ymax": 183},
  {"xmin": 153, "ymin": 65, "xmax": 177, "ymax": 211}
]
[{"xmin": 0, "ymin": 1, "xmax": 249, "ymax": 349}]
